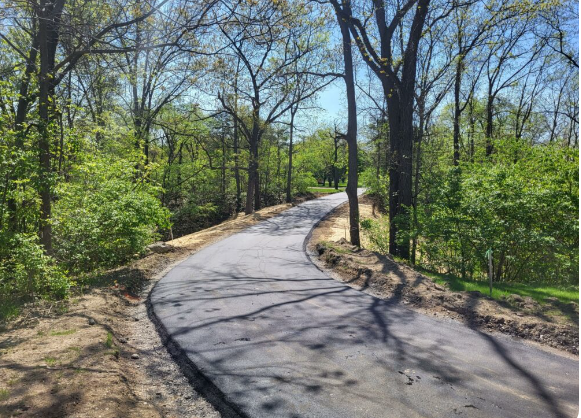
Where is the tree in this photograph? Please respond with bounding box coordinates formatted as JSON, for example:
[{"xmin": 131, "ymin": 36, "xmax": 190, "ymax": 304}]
[
  {"xmin": 331, "ymin": 0, "xmax": 431, "ymax": 257},
  {"xmin": 1, "ymin": 0, "xmax": 177, "ymax": 252},
  {"xmin": 328, "ymin": 0, "xmax": 361, "ymax": 246},
  {"xmin": 216, "ymin": 0, "xmax": 329, "ymax": 213}
]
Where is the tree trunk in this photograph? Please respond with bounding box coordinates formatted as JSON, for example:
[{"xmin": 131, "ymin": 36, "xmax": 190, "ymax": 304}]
[
  {"xmin": 485, "ymin": 93, "xmax": 494, "ymax": 156},
  {"xmin": 7, "ymin": 31, "xmax": 40, "ymax": 233},
  {"xmin": 37, "ymin": 0, "xmax": 66, "ymax": 254},
  {"xmin": 453, "ymin": 58, "xmax": 462, "ymax": 166},
  {"xmin": 385, "ymin": 0, "xmax": 429, "ymax": 260},
  {"xmin": 285, "ymin": 108, "xmax": 296, "ymax": 203},
  {"xmin": 245, "ymin": 109, "xmax": 260, "ymax": 214},
  {"xmin": 254, "ymin": 171, "xmax": 261, "ymax": 211},
  {"xmin": 245, "ymin": 149, "xmax": 256, "ymax": 214},
  {"xmin": 233, "ymin": 95, "xmax": 241, "ymax": 212},
  {"xmin": 337, "ymin": 7, "xmax": 360, "ymax": 247},
  {"xmin": 411, "ymin": 107, "xmax": 425, "ymax": 265}
]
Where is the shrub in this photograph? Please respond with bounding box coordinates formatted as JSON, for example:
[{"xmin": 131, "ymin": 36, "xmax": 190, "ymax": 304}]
[
  {"xmin": 417, "ymin": 140, "xmax": 578, "ymax": 285},
  {"xmin": 0, "ymin": 233, "xmax": 69, "ymax": 299},
  {"xmin": 53, "ymin": 156, "xmax": 170, "ymax": 274}
]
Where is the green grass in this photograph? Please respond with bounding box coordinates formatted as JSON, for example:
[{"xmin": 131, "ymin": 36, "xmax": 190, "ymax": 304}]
[
  {"xmin": 50, "ymin": 329, "xmax": 76, "ymax": 336},
  {"xmin": 105, "ymin": 332, "xmax": 113, "ymax": 348},
  {"xmin": 0, "ymin": 388, "xmax": 9, "ymax": 401},
  {"xmin": 420, "ymin": 269, "xmax": 578, "ymax": 305},
  {"xmin": 321, "ymin": 241, "xmax": 352, "ymax": 254},
  {"xmin": 44, "ymin": 356, "xmax": 57, "ymax": 366},
  {"xmin": 308, "ymin": 187, "xmax": 345, "ymax": 194}
]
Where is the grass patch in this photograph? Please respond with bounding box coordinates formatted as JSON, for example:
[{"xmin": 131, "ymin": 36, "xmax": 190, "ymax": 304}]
[
  {"xmin": 308, "ymin": 187, "xmax": 344, "ymax": 194},
  {"xmin": 50, "ymin": 329, "xmax": 76, "ymax": 336},
  {"xmin": 420, "ymin": 269, "xmax": 578, "ymax": 305},
  {"xmin": 105, "ymin": 332, "xmax": 113, "ymax": 348},
  {"xmin": 0, "ymin": 388, "xmax": 9, "ymax": 401},
  {"xmin": 320, "ymin": 241, "xmax": 352, "ymax": 255},
  {"xmin": 44, "ymin": 356, "xmax": 57, "ymax": 366}
]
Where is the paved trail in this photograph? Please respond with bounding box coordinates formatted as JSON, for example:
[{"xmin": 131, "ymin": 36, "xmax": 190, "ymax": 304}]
[{"xmin": 150, "ymin": 192, "xmax": 578, "ymax": 418}]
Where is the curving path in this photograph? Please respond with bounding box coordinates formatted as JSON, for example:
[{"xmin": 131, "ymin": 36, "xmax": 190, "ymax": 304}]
[{"xmin": 150, "ymin": 192, "xmax": 578, "ymax": 418}]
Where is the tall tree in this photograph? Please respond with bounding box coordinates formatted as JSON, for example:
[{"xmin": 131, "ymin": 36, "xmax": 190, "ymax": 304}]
[
  {"xmin": 329, "ymin": 0, "xmax": 361, "ymax": 246},
  {"xmin": 216, "ymin": 0, "xmax": 328, "ymax": 213},
  {"xmin": 332, "ymin": 0, "xmax": 431, "ymax": 258}
]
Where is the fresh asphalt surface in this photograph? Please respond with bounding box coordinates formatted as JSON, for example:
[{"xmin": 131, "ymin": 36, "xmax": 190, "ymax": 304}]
[{"xmin": 150, "ymin": 192, "xmax": 579, "ymax": 418}]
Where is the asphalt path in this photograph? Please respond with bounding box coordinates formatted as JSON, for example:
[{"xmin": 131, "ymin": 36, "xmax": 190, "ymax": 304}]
[{"xmin": 150, "ymin": 192, "xmax": 578, "ymax": 418}]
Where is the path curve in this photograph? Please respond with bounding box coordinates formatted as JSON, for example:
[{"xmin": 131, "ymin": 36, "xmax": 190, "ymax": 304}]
[{"xmin": 150, "ymin": 192, "xmax": 578, "ymax": 418}]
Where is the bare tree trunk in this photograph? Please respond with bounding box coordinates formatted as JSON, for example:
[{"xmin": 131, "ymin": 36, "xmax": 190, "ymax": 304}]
[
  {"xmin": 245, "ymin": 108, "xmax": 260, "ymax": 214},
  {"xmin": 337, "ymin": 6, "xmax": 360, "ymax": 246},
  {"xmin": 333, "ymin": 134, "xmax": 340, "ymax": 190},
  {"xmin": 453, "ymin": 58, "xmax": 462, "ymax": 166},
  {"xmin": 37, "ymin": 0, "xmax": 66, "ymax": 254},
  {"xmin": 245, "ymin": 150, "xmax": 256, "ymax": 214},
  {"xmin": 254, "ymin": 171, "xmax": 261, "ymax": 211},
  {"xmin": 285, "ymin": 108, "xmax": 296, "ymax": 203},
  {"xmin": 485, "ymin": 91, "xmax": 494, "ymax": 156}
]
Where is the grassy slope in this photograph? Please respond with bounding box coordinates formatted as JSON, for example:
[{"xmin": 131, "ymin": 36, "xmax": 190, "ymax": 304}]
[{"xmin": 419, "ymin": 268, "xmax": 578, "ymax": 305}]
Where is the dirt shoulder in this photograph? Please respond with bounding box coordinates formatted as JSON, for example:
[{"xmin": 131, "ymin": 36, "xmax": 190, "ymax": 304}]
[
  {"xmin": 308, "ymin": 198, "xmax": 579, "ymax": 356},
  {"xmin": 0, "ymin": 202, "xmax": 294, "ymax": 418}
]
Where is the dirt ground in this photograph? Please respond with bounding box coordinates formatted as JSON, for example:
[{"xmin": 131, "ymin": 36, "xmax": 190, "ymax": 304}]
[
  {"xmin": 308, "ymin": 198, "xmax": 579, "ymax": 356},
  {"xmin": 0, "ymin": 202, "xmax": 296, "ymax": 418}
]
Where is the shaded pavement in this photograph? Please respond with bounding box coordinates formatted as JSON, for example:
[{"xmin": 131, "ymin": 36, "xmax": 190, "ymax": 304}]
[{"xmin": 150, "ymin": 192, "xmax": 578, "ymax": 418}]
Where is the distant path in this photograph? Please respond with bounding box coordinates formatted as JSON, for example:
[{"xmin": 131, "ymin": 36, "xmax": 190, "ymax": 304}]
[{"xmin": 150, "ymin": 192, "xmax": 578, "ymax": 418}]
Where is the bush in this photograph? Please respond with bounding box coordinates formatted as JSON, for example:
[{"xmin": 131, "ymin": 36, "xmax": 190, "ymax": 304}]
[
  {"xmin": 417, "ymin": 140, "xmax": 578, "ymax": 285},
  {"xmin": 360, "ymin": 216, "xmax": 391, "ymax": 255},
  {"xmin": 170, "ymin": 201, "xmax": 222, "ymax": 238},
  {"xmin": 53, "ymin": 156, "xmax": 170, "ymax": 274},
  {"xmin": 0, "ymin": 233, "xmax": 69, "ymax": 299},
  {"xmin": 293, "ymin": 172, "xmax": 318, "ymax": 194}
]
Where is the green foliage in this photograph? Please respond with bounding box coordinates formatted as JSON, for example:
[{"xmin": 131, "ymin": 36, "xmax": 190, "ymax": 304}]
[
  {"xmin": 170, "ymin": 201, "xmax": 220, "ymax": 237},
  {"xmin": 105, "ymin": 332, "xmax": 113, "ymax": 348},
  {"xmin": 0, "ymin": 233, "xmax": 69, "ymax": 300},
  {"xmin": 292, "ymin": 171, "xmax": 318, "ymax": 194},
  {"xmin": 418, "ymin": 139, "xmax": 578, "ymax": 285},
  {"xmin": 360, "ymin": 216, "xmax": 391, "ymax": 255},
  {"xmin": 53, "ymin": 155, "xmax": 170, "ymax": 274},
  {"xmin": 424, "ymin": 269, "xmax": 578, "ymax": 305},
  {"xmin": 361, "ymin": 169, "xmax": 388, "ymax": 204}
]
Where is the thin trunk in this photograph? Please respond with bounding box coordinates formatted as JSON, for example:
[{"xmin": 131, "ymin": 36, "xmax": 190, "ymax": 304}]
[
  {"xmin": 411, "ymin": 108, "xmax": 425, "ymax": 265},
  {"xmin": 245, "ymin": 106, "xmax": 260, "ymax": 214},
  {"xmin": 337, "ymin": 6, "xmax": 360, "ymax": 246},
  {"xmin": 333, "ymin": 135, "xmax": 340, "ymax": 190},
  {"xmin": 8, "ymin": 28, "xmax": 39, "ymax": 232},
  {"xmin": 468, "ymin": 97, "xmax": 475, "ymax": 162},
  {"xmin": 285, "ymin": 108, "xmax": 296, "ymax": 203},
  {"xmin": 233, "ymin": 119, "xmax": 241, "ymax": 212},
  {"xmin": 221, "ymin": 128, "xmax": 226, "ymax": 197},
  {"xmin": 485, "ymin": 92, "xmax": 494, "ymax": 156},
  {"xmin": 453, "ymin": 57, "xmax": 462, "ymax": 166},
  {"xmin": 254, "ymin": 170, "xmax": 261, "ymax": 211}
]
